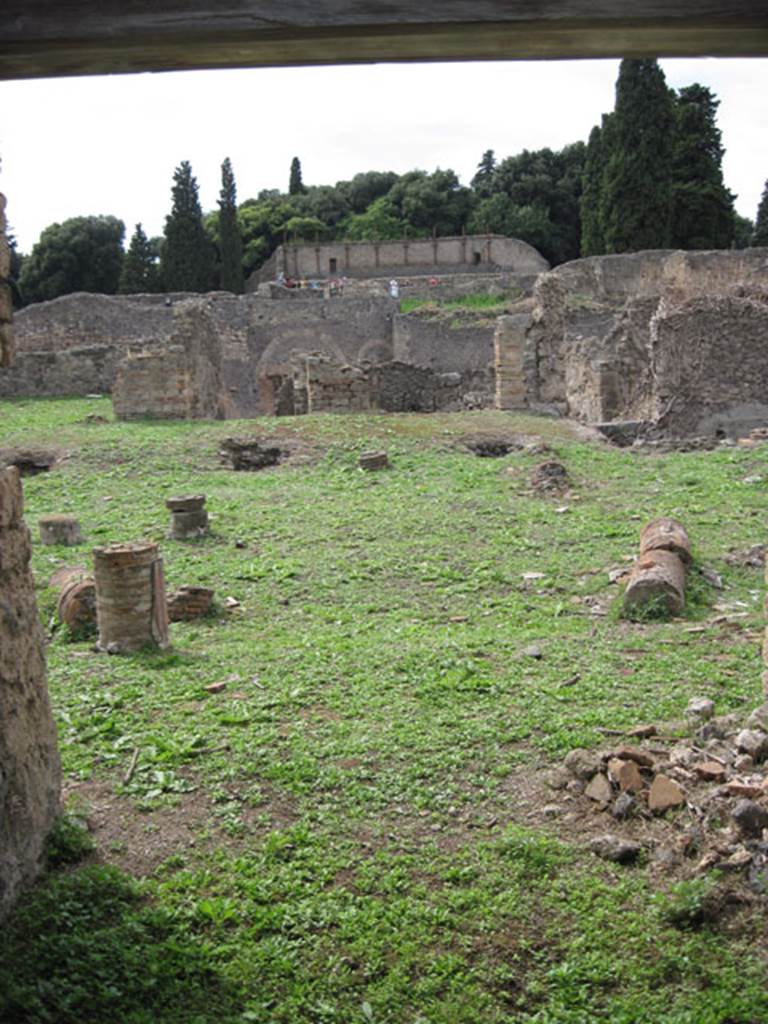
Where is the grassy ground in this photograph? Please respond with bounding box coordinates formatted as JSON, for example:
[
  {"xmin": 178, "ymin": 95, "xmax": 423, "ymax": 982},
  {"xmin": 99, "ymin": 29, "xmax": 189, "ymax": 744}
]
[{"xmin": 1, "ymin": 397, "xmax": 767, "ymax": 1023}]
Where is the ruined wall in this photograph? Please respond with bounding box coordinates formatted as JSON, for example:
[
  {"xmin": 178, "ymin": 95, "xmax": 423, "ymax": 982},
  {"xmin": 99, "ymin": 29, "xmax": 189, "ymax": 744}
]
[
  {"xmin": 113, "ymin": 300, "xmax": 224, "ymax": 420},
  {"xmin": 250, "ymin": 235, "xmax": 549, "ymax": 286},
  {"xmin": 291, "ymin": 354, "xmax": 490, "ymax": 415},
  {"xmin": 0, "ymin": 345, "xmax": 118, "ymax": 398},
  {"xmin": 0, "ymin": 466, "xmax": 61, "ymax": 919},
  {"xmin": 263, "ymin": 271, "xmax": 536, "ymax": 303},
  {"xmin": 393, "ymin": 313, "xmax": 495, "ymax": 373},
  {"xmin": 650, "ymin": 296, "xmax": 768, "ymax": 437},
  {"xmin": 526, "ymin": 248, "xmax": 768, "ymax": 430}
]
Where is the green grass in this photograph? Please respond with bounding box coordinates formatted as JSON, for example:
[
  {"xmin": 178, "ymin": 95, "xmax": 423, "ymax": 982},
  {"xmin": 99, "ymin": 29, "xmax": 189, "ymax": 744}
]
[
  {"xmin": 2, "ymin": 397, "xmax": 767, "ymax": 1022},
  {"xmin": 400, "ymin": 291, "xmax": 522, "ymax": 317}
]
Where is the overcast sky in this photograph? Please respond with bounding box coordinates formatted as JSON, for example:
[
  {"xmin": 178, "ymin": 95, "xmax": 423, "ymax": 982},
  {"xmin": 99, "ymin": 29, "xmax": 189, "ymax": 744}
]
[{"xmin": 1, "ymin": 57, "xmax": 767, "ymax": 252}]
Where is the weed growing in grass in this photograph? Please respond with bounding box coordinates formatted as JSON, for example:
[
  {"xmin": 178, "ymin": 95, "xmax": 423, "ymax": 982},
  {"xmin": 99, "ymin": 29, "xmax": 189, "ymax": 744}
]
[{"xmin": 44, "ymin": 813, "xmax": 95, "ymax": 868}]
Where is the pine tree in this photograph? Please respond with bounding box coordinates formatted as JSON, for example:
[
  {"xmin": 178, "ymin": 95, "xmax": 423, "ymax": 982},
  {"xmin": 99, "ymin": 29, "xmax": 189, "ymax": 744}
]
[
  {"xmin": 752, "ymin": 180, "xmax": 768, "ymax": 246},
  {"xmin": 289, "ymin": 157, "xmax": 306, "ymax": 195},
  {"xmin": 670, "ymin": 84, "xmax": 734, "ymax": 250},
  {"xmin": 471, "ymin": 150, "xmax": 497, "ymax": 198},
  {"xmin": 118, "ymin": 223, "xmax": 160, "ymax": 294},
  {"xmin": 218, "ymin": 157, "xmax": 244, "ymax": 293},
  {"xmin": 161, "ymin": 160, "xmax": 215, "ymax": 292},
  {"xmin": 600, "ymin": 59, "xmax": 675, "ymax": 253}
]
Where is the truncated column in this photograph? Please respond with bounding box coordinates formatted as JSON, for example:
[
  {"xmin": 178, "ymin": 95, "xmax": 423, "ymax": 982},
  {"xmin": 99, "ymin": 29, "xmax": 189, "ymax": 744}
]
[{"xmin": 93, "ymin": 542, "xmax": 170, "ymax": 652}]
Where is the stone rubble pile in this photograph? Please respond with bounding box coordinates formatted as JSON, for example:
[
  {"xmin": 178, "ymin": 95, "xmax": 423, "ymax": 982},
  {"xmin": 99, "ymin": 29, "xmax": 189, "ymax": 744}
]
[{"xmin": 561, "ymin": 696, "xmax": 768, "ymax": 885}]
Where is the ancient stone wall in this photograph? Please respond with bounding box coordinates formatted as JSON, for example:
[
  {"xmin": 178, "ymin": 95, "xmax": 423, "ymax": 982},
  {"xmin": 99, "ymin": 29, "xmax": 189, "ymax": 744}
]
[
  {"xmin": 249, "ymin": 235, "xmax": 549, "ymax": 286},
  {"xmin": 392, "ymin": 312, "xmax": 495, "ymax": 373},
  {"xmin": 0, "ymin": 345, "xmax": 118, "ymax": 398},
  {"xmin": 650, "ymin": 296, "xmax": 768, "ymax": 437},
  {"xmin": 526, "ymin": 248, "xmax": 768, "ymax": 434},
  {"xmin": 291, "ymin": 353, "xmax": 490, "ymax": 415},
  {"xmin": 0, "ymin": 466, "xmax": 61, "ymax": 919},
  {"xmin": 261, "ymin": 271, "xmax": 536, "ymax": 303},
  {"xmin": 113, "ymin": 300, "xmax": 224, "ymax": 420}
]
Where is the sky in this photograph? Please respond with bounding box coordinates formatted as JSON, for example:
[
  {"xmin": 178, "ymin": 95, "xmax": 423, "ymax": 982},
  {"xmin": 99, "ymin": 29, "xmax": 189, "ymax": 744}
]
[{"xmin": 1, "ymin": 57, "xmax": 767, "ymax": 252}]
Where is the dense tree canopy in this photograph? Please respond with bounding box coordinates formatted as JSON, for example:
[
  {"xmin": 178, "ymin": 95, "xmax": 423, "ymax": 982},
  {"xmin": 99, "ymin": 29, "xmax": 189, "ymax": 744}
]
[
  {"xmin": 19, "ymin": 215, "xmax": 125, "ymax": 304},
  {"xmin": 16, "ymin": 58, "xmax": 748, "ymax": 304}
]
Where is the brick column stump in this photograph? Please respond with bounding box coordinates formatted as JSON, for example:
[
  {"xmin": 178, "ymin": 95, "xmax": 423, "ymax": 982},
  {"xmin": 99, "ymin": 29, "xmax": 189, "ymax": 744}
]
[{"xmin": 93, "ymin": 542, "xmax": 170, "ymax": 653}]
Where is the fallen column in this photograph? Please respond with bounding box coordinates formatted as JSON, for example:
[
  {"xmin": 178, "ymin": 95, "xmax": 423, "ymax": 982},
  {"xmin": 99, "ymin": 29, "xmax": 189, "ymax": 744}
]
[
  {"xmin": 50, "ymin": 566, "xmax": 96, "ymax": 633},
  {"xmin": 624, "ymin": 517, "xmax": 689, "ymax": 616},
  {"xmin": 93, "ymin": 541, "xmax": 170, "ymax": 652}
]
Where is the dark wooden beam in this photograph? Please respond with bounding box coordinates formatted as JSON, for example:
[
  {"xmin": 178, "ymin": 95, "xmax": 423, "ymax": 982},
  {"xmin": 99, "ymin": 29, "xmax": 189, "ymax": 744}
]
[{"xmin": 2, "ymin": 3, "xmax": 768, "ymax": 80}]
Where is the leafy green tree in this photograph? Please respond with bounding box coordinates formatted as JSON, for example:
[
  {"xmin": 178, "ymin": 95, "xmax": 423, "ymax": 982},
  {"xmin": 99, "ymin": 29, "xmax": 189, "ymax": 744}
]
[
  {"xmin": 471, "ymin": 150, "xmax": 497, "ymax": 198},
  {"xmin": 670, "ymin": 84, "xmax": 734, "ymax": 250},
  {"xmin": 161, "ymin": 160, "xmax": 215, "ymax": 292},
  {"xmin": 600, "ymin": 59, "xmax": 676, "ymax": 253},
  {"xmin": 752, "ymin": 179, "xmax": 768, "ymax": 246},
  {"xmin": 18, "ymin": 215, "xmax": 125, "ymax": 304},
  {"xmin": 734, "ymin": 213, "xmax": 754, "ymax": 249},
  {"xmin": 387, "ymin": 169, "xmax": 471, "ymax": 236},
  {"xmin": 289, "ymin": 157, "xmax": 306, "ymax": 195},
  {"xmin": 476, "ymin": 144, "xmax": 585, "ymax": 264},
  {"xmin": 118, "ymin": 223, "xmax": 160, "ymax": 294},
  {"xmin": 218, "ymin": 157, "xmax": 244, "ymax": 293},
  {"xmin": 338, "ymin": 171, "xmax": 400, "ymax": 214},
  {"xmin": 282, "ymin": 215, "xmax": 328, "ymax": 241},
  {"xmin": 341, "ymin": 196, "xmax": 413, "ymax": 240}
]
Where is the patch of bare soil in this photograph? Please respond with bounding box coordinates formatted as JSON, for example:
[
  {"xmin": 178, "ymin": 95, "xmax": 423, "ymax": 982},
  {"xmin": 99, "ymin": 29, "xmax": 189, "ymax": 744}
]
[{"xmin": 63, "ymin": 773, "xmax": 298, "ymax": 878}]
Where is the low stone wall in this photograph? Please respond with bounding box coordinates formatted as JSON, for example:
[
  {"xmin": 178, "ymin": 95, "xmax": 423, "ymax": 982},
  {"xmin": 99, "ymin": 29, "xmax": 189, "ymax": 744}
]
[
  {"xmin": 0, "ymin": 466, "xmax": 61, "ymax": 919},
  {"xmin": 291, "ymin": 354, "xmax": 491, "ymax": 415},
  {"xmin": 0, "ymin": 344, "xmax": 118, "ymax": 398}
]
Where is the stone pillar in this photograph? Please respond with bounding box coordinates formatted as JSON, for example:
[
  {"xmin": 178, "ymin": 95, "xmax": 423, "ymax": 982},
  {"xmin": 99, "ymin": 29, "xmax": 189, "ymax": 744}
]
[
  {"xmin": 39, "ymin": 515, "xmax": 83, "ymax": 546},
  {"xmin": 93, "ymin": 542, "xmax": 170, "ymax": 652},
  {"xmin": 494, "ymin": 313, "xmax": 530, "ymax": 410},
  {"xmin": 166, "ymin": 494, "xmax": 209, "ymax": 540},
  {"xmin": 0, "ymin": 467, "xmax": 62, "ymax": 919},
  {"xmin": 0, "ymin": 193, "xmax": 14, "ymax": 368}
]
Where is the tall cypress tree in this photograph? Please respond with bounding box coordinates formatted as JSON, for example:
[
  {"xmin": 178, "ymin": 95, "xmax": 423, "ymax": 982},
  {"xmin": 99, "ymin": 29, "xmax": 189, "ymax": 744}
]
[
  {"xmin": 752, "ymin": 180, "xmax": 768, "ymax": 247},
  {"xmin": 218, "ymin": 157, "xmax": 244, "ymax": 293},
  {"xmin": 119, "ymin": 223, "xmax": 160, "ymax": 294},
  {"xmin": 670, "ymin": 84, "xmax": 735, "ymax": 250},
  {"xmin": 600, "ymin": 59, "xmax": 675, "ymax": 253},
  {"xmin": 289, "ymin": 157, "xmax": 306, "ymax": 195},
  {"xmin": 580, "ymin": 119, "xmax": 610, "ymax": 256},
  {"xmin": 161, "ymin": 160, "xmax": 215, "ymax": 292}
]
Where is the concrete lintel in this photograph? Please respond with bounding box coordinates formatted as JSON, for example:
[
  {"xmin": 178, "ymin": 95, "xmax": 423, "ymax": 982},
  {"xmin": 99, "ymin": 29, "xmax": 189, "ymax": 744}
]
[{"xmin": 2, "ymin": 7, "xmax": 768, "ymax": 81}]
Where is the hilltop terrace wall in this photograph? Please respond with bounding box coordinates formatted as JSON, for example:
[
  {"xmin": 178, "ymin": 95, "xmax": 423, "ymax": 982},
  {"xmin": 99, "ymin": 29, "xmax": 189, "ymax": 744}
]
[{"xmin": 248, "ymin": 235, "xmax": 549, "ymax": 287}]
